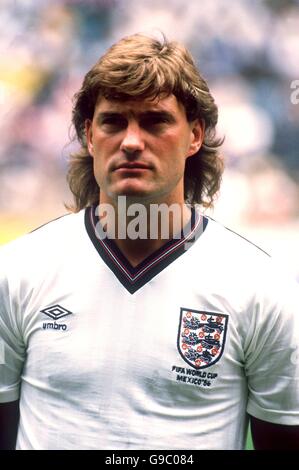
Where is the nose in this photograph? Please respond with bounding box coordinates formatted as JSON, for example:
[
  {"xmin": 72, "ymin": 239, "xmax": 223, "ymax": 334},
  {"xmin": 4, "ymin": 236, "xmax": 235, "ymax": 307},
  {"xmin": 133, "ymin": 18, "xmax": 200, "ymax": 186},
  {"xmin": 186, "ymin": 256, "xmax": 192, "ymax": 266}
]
[{"xmin": 120, "ymin": 122, "xmax": 145, "ymax": 154}]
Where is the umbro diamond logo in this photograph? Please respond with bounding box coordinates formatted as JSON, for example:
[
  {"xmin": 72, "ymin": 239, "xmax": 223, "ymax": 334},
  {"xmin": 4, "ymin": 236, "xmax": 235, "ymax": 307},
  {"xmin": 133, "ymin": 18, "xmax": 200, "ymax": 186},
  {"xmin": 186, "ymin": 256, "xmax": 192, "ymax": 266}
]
[{"xmin": 40, "ymin": 304, "xmax": 73, "ymax": 320}]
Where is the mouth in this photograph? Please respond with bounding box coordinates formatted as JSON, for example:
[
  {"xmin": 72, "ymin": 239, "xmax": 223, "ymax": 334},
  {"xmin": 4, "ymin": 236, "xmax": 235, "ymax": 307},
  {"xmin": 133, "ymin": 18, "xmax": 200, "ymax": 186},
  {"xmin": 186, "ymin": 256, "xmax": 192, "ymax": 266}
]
[{"xmin": 114, "ymin": 162, "xmax": 152, "ymax": 172}]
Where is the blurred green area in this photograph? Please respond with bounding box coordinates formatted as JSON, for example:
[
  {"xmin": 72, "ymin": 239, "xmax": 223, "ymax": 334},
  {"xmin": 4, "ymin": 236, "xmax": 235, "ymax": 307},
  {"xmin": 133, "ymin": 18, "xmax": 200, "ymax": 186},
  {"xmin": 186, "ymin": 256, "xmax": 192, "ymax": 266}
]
[{"xmin": 246, "ymin": 426, "xmax": 254, "ymax": 450}]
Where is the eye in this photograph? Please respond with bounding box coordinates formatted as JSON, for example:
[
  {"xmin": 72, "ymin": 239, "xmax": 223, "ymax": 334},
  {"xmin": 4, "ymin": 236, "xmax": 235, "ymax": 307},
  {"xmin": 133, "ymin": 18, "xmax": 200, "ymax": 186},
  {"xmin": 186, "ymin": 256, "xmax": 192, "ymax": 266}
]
[
  {"xmin": 100, "ymin": 115, "xmax": 127, "ymax": 131},
  {"xmin": 140, "ymin": 115, "xmax": 170, "ymax": 130}
]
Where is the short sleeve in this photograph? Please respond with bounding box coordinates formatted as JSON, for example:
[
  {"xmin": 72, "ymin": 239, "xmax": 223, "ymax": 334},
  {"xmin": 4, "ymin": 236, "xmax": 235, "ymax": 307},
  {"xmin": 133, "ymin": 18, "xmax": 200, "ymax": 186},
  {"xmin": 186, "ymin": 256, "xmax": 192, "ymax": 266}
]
[
  {"xmin": 0, "ymin": 249, "xmax": 25, "ymax": 403},
  {"xmin": 245, "ymin": 265, "xmax": 299, "ymax": 425}
]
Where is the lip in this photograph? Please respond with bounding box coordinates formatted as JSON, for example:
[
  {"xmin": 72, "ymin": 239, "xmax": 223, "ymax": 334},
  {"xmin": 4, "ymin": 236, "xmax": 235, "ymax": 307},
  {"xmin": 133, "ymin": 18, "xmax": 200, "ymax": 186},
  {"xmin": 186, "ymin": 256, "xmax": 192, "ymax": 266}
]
[{"xmin": 114, "ymin": 163, "xmax": 152, "ymax": 171}]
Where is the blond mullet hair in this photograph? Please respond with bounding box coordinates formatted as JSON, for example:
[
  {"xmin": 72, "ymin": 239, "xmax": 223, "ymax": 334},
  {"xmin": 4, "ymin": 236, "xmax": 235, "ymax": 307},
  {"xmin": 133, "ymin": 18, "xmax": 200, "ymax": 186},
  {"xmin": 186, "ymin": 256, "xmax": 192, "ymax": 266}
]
[{"xmin": 68, "ymin": 33, "xmax": 224, "ymax": 211}]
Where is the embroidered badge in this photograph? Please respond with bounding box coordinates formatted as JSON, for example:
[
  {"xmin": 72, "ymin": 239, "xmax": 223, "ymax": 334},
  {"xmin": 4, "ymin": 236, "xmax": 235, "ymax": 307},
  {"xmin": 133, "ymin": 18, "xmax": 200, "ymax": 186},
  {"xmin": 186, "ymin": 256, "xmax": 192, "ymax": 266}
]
[{"xmin": 177, "ymin": 308, "xmax": 229, "ymax": 369}]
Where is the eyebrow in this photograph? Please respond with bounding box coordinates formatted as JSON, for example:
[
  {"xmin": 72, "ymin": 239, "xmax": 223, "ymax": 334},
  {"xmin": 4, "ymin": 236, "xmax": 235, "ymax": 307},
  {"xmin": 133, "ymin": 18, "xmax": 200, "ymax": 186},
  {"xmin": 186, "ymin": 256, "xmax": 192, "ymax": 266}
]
[
  {"xmin": 140, "ymin": 111, "xmax": 176, "ymax": 123},
  {"xmin": 96, "ymin": 110, "xmax": 176, "ymax": 123}
]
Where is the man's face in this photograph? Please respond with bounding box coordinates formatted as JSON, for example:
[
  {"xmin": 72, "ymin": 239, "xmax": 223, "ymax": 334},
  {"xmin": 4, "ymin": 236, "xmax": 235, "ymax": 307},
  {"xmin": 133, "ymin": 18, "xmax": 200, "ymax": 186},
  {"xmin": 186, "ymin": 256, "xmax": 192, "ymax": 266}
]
[{"xmin": 86, "ymin": 94, "xmax": 203, "ymax": 206}]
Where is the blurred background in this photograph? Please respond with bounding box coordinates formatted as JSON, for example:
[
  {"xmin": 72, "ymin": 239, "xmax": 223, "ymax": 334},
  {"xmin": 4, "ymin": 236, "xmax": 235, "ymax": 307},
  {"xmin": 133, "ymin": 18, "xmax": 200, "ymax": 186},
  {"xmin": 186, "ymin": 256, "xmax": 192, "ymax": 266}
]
[{"xmin": 0, "ymin": 0, "xmax": 298, "ymax": 280}]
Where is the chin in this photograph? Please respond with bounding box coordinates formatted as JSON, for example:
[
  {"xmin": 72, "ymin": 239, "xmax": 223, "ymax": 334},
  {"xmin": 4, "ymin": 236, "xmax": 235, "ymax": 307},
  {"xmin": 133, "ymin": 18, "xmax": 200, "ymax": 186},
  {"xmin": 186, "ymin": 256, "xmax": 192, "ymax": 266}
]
[
  {"xmin": 112, "ymin": 184, "xmax": 152, "ymax": 198},
  {"xmin": 110, "ymin": 190, "xmax": 157, "ymax": 206}
]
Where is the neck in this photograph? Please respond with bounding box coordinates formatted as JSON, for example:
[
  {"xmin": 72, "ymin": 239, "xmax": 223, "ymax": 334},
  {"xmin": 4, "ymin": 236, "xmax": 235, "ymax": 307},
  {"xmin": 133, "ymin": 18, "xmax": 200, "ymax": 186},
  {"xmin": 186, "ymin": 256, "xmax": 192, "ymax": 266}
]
[{"xmin": 97, "ymin": 197, "xmax": 192, "ymax": 266}]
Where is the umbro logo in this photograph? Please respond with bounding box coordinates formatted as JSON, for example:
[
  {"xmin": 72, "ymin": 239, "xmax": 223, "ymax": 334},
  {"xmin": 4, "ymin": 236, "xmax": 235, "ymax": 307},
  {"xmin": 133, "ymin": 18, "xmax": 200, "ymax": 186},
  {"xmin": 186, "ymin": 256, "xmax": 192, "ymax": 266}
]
[
  {"xmin": 40, "ymin": 304, "xmax": 73, "ymax": 320},
  {"xmin": 40, "ymin": 305, "xmax": 73, "ymax": 331}
]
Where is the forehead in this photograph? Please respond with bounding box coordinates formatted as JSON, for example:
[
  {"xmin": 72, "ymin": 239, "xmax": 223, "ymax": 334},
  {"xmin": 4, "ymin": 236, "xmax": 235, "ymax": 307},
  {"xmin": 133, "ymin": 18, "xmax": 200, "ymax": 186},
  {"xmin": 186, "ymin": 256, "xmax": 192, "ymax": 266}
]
[{"xmin": 94, "ymin": 94, "xmax": 186, "ymax": 116}]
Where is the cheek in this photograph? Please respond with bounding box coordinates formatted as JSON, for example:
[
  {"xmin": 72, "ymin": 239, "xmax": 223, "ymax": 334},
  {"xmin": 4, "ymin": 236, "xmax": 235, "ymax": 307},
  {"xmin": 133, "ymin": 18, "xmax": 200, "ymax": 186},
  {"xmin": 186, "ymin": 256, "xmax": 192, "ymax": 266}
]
[
  {"xmin": 92, "ymin": 159, "xmax": 102, "ymax": 187},
  {"xmin": 162, "ymin": 138, "xmax": 190, "ymax": 168},
  {"xmin": 92, "ymin": 151, "xmax": 108, "ymax": 188},
  {"xmin": 164, "ymin": 129, "xmax": 192, "ymax": 155},
  {"xmin": 92, "ymin": 137, "xmax": 111, "ymax": 167}
]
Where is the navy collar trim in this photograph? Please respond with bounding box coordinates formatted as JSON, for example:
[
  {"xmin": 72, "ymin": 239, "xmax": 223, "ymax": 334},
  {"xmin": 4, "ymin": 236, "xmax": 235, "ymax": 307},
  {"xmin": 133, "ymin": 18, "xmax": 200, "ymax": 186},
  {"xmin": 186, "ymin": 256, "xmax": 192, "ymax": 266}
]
[{"xmin": 85, "ymin": 205, "xmax": 208, "ymax": 294}]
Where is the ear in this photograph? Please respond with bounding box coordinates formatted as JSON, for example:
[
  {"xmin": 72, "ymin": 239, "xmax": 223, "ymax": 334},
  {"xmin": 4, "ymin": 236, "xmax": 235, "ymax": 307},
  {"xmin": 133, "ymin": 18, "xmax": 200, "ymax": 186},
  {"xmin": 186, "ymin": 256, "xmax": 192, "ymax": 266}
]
[
  {"xmin": 187, "ymin": 119, "xmax": 205, "ymax": 158},
  {"xmin": 85, "ymin": 119, "xmax": 94, "ymax": 156}
]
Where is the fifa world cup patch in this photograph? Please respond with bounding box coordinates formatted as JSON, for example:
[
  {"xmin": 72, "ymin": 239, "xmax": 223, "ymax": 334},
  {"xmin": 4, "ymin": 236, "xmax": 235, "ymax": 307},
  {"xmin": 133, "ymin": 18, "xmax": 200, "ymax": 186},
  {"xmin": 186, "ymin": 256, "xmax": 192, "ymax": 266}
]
[{"xmin": 177, "ymin": 308, "xmax": 229, "ymax": 369}]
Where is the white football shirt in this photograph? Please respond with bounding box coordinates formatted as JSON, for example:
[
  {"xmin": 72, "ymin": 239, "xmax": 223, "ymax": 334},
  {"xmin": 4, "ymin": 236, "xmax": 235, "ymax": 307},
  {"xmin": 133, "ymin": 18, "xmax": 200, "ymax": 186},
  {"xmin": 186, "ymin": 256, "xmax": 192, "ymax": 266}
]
[{"xmin": 0, "ymin": 206, "xmax": 299, "ymax": 449}]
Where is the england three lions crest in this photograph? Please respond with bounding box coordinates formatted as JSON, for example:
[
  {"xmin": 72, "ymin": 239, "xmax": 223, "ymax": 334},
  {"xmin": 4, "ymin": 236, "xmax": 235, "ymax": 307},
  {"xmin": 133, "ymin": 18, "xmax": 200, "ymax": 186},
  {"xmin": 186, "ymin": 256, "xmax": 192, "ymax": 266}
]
[{"xmin": 178, "ymin": 308, "xmax": 229, "ymax": 369}]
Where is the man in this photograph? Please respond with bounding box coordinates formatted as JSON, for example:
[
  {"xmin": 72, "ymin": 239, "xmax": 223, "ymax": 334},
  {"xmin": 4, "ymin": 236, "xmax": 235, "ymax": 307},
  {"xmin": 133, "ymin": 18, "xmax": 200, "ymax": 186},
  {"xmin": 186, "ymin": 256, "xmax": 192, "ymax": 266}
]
[{"xmin": 0, "ymin": 34, "xmax": 299, "ymax": 450}]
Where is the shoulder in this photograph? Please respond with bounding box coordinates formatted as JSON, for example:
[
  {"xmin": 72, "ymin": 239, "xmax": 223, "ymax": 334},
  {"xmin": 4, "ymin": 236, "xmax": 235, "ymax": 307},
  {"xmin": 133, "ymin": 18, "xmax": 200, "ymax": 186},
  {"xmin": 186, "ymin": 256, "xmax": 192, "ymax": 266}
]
[
  {"xmin": 201, "ymin": 215, "xmax": 299, "ymax": 305},
  {"xmin": 202, "ymin": 215, "xmax": 270, "ymax": 260},
  {"xmin": 0, "ymin": 210, "xmax": 85, "ymax": 270},
  {"xmin": 29, "ymin": 210, "xmax": 84, "ymax": 243}
]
